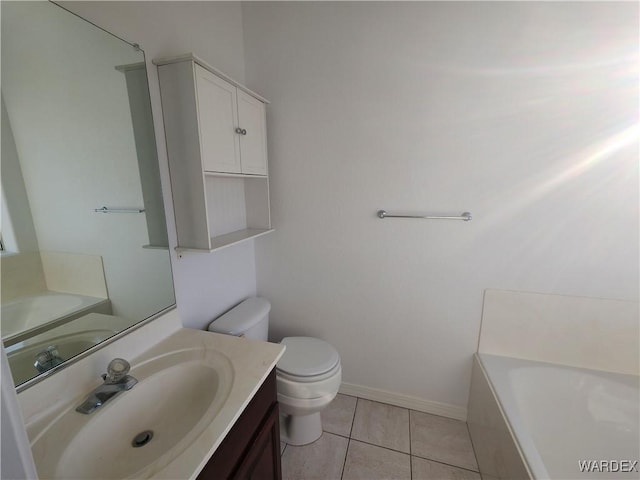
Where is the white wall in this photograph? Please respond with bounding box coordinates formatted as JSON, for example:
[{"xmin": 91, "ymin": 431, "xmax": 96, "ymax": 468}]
[
  {"xmin": 242, "ymin": 2, "xmax": 639, "ymax": 410},
  {"xmin": 0, "ymin": 98, "xmax": 40, "ymax": 254},
  {"xmin": 62, "ymin": 1, "xmax": 257, "ymax": 328}
]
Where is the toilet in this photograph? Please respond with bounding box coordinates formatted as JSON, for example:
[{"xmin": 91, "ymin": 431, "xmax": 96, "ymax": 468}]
[{"xmin": 208, "ymin": 297, "xmax": 341, "ymax": 446}]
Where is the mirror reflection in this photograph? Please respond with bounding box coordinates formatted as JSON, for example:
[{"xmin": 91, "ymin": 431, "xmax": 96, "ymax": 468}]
[{"xmin": 1, "ymin": 1, "xmax": 176, "ymax": 386}]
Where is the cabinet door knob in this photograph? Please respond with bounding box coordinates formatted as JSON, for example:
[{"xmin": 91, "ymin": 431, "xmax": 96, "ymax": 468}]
[
  {"xmin": 235, "ymin": 127, "xmax": 243, "ymax": 134},
  {"xmin": 241, "ymin": 129, "xmax": 247, "ymax": 135}
]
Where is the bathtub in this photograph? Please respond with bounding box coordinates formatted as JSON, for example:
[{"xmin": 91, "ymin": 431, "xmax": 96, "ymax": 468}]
[
  {"xmin": 468, "ymin": 353, "xmax": 639, "ymax": 480},
  {"xmin": 1, "ymin": 291, "xmax": 111, "ymax": 344}
]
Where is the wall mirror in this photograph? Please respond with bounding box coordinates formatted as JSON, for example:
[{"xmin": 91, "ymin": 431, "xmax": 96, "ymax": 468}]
[{"xmin": 1, "ymin": 1, "xmax": 176, "ymax": 388}]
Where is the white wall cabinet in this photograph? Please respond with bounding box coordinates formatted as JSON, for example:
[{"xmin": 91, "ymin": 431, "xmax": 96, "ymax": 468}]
[
  {"xmin": 155, "ymin": 54, "xmax": 272, "ymax": 253},
  {"xmin": 194, "ymin": 62, "xmax": 268, "ymax": 176}
]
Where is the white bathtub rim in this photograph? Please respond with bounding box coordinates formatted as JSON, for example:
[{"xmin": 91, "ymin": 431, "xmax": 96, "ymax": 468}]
[
  {"xmin": 477, "ymin": 353, "xmax": 640, "ymax": 480},
  {"xmin": 474, "ymin": 353, "xmax": 540, "ymax": 480},
  {"xmin": 1, "ymin": 291, "xmax": 109, "ymax": 345}
]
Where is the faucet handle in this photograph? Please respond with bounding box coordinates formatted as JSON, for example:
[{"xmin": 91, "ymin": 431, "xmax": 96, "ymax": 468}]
[
  {"xmin": 105, "ymin": 358, "xmax": 131, "ymax": 383},
  {"xmin": 34, "ymin": 345, "xmax": 64, "ymax": 373}
]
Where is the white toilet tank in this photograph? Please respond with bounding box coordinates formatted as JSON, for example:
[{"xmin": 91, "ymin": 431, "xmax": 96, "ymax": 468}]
[{"xmin": 207, "ymin": 297, "xmax": 270, "ymax": 341}]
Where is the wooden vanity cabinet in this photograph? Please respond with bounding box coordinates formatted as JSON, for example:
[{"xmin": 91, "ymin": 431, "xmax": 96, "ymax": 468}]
[{"xmin": 197, "ymin": 369, "xmax": 282, "ymax": 480}]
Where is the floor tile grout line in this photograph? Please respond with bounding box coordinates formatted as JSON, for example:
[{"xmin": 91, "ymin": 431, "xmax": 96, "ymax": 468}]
[
  {"xmin": 410, "ymin": 410, "xmax": 415, "ymax": 480},
  {"xmin": 347, "ymin": 438, "xmax": 411, "ymax": 457},
  {"xmin": 408, "ymin": 407, "xmax": 467, "ymax": 422},
  {"xmin": 408, "ymin": 409, "xmax": 413, "ymax": 456},
  {"xmin": 410, "ymin": 455, "xmax": 414, "ymax": 480},
  {"xmin": 348, "ymin": 397, "xmax": 359, "ymax": 438},
  {"xmin": 410, "ymin": 452, "xmax": 481, "ymax": 474},
  {"xmin": 324, "ymin": 429, "xmax": 350, "ymax": 439},
  {"xmin": 340, "ymin": 438, "xmax": 350, "ymax": 480},
  {"xmin": 465, "ymin": 421, "xmax": 482, "ymax": 473},
  {"xmin": 342, "ymin": 396, "xmax": 358, "ymax": 480}
]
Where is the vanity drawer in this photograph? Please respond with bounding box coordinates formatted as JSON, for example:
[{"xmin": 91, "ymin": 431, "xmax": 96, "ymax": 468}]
[{"xmin": 198, "ymin": 369, "xmax": 281, "ymax": 480}]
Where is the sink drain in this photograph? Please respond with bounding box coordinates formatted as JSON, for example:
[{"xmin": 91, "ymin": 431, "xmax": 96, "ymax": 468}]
[{"xmin": 132, "ymin": 430, "xmax": 154, "ymax": 448}]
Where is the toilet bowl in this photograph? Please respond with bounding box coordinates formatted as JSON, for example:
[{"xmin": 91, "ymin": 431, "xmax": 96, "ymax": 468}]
[
  {"xmin": 207, "ymin": 298, "xmax": 341, "ymax": 446},
  {"xmin": 275, "ymin": 336, "xmax": 341, "ymax": 445}
]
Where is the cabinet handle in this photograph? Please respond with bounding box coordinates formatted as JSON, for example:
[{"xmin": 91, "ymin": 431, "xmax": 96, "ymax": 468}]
[{"xmin": 235, "ymin": 128, "xmax": 248, "ymax": 136}]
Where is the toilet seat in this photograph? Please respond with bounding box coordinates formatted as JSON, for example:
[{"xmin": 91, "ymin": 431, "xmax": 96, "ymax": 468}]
[
  {"xmin": 277, "ymin": 336, "xmax": 340, "ymax": 378},
  {"xmin": 277, "ymin": 362, "xmax": 341, "ymax": 383}
]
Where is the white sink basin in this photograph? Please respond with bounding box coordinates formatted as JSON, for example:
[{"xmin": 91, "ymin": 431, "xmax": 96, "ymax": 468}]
[{"xmin": 31, "ymin": 348, "xmax": 233, "ymax": 479}]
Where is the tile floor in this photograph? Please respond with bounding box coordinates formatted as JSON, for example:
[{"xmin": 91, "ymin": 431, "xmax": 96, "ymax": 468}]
[{"xmin": 280, "ymin": 394, "xmax": 481, "ymax": 480}]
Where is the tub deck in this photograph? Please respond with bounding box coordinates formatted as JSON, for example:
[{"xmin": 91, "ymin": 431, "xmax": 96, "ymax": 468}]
[
  {"xmin": 468, "ymin": 354, "xmax": 639, "ymax": 480},
  {"xmin": 1, "ymin": 291, "xmax": 110, "ymax": 345}
]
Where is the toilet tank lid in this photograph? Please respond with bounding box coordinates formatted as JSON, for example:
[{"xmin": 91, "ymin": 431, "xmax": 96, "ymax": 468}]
[{"xmin": 207, "ymin": 297, "xmax": 271, "ymax": 336}]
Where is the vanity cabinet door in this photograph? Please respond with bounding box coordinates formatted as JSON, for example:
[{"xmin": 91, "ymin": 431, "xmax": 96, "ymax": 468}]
[
  {"xmin": 237, "ymin": 90, "xmax": 268, "ymax": 176},
  {"xmin": 197, "ymin": 369, "xmax": 281, "ymax": 480},
  {"xmin": 234, "ymin": 403, "xmax": 281, "ymax": 480},
  {"xmin": 195, "ymin": 64, "xmax": 242, "ymax": 174}
]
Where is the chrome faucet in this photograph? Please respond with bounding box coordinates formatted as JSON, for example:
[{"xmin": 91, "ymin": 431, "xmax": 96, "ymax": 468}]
[
  {"xmin": 34, "ymin": 345, "xmax": 65, "ymax": 373},
  {"xmin": 76, "ymin": 358, "xmax": 137, "ymax": 414}
]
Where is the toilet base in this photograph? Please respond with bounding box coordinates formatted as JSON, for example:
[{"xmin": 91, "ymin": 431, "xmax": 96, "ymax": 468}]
[{"xmin": 279, "ymin": 412, "xmax": 322, "ymax": 446}]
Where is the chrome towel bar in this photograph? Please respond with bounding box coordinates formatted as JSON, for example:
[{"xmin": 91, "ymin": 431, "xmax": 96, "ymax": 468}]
[
  {"xmin": 94, "ymin": 206, "xmax": 145, "ymax": 214},
  {"xmin": 377, "ymin": 210, "xmax": 472, "ymax": 221}
]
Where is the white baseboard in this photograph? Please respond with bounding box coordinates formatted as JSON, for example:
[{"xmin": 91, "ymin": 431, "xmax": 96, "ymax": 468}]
[{"xmin": 339, "ymin": 382, "xmax": 467, "ymax": 421}]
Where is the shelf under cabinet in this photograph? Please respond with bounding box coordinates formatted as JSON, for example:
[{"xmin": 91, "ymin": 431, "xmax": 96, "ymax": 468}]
[
  {"xmin": 175, "ymin": 228, "xmax": 274, "ymax": 255},
  {"xmin": 204, "ymin": 171, "xmax": 268, "ymax": 179}
]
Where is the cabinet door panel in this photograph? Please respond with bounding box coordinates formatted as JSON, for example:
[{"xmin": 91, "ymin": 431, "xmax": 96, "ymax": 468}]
[
  {"xmin": 195, "ymin": 64, "xmax": 241, "ymax": 173},
  {"xmin": 197, "ymin": 371, "xmax": 279, "ymax": 480},
  {"xmin": 234, "ymin": 403, "xmax": 281, "ymax": 480},
  {"xmin": 237, "ymin": 90, "xmax": 268, "ymax": 175}
]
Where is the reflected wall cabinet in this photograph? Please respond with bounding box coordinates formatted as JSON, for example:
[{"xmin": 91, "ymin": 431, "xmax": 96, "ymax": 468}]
[{"xmin": 155, "ymin": 54, "xmax": 272, "ymax": 253}]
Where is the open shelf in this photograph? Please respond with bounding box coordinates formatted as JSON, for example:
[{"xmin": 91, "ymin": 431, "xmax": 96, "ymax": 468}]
[
  {"xmin": 175, "ymin": 228, "xmax": 274, "ymax": 255},
  {"xmin": 204, "ymin": 171, "xmax": 268, "ymax": 179}
]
